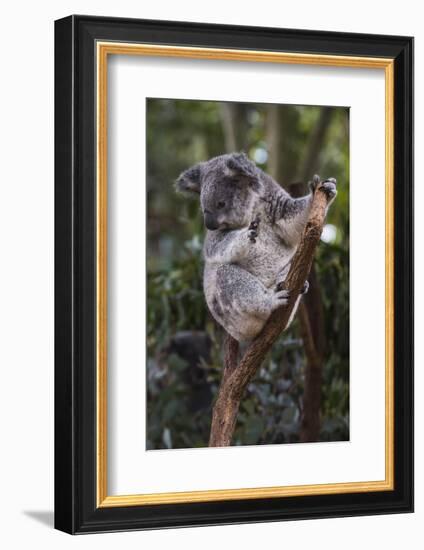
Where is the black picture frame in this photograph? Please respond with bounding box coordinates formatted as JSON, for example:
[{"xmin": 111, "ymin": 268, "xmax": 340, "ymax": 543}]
[{"xmin": 55, "ymin": 14, "xmax": 414, "ymax": 534}]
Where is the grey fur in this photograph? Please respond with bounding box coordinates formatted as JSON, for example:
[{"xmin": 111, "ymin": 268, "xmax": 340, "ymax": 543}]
[{"xmin": 176, "ymin": 152, "xmax": 337, "ymax": 342}]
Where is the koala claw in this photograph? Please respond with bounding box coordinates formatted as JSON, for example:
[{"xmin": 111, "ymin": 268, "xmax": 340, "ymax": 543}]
[
  {"xmin": 248, "ymin": 229, "xmax": 258, "ymax": 242},
  {"xmin": 309, "ymin": 175, "xmax": 337, "ymax": 200},
  {"xmin": 320, "ymin": 179, "xmax": 337, "ymax": 200},
  {"xmin": 301, "ymin": 280, "xmax": 309, "ymax": 295},
  {"xmin": 275, "ymin": 280, "xmax": 309, "ymax": 295},
  {"xmin": 275, "ymin": 280, "xmax": 285, "ymax": 292},
  {"xmin": 248, "ymin": 214, "xmax": 261, "ymax": 243},
  {"xmin": 309, "ymin": 174, "xmax": 321, "ymax": 193},
  {"xmin": 274, "ymin": 288, "xmax": 290, "ymax": 305}
]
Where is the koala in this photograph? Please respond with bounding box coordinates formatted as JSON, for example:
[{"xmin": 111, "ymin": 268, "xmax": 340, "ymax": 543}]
[{"xmin": 176, "ymin": 152, "xmax": 337, "ymax": 342}]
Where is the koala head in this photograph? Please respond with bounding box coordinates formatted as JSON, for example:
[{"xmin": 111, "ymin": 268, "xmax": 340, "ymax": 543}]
[{"xmin": 175, "ymin": 152, "xmax": 261, "ymax": 231}]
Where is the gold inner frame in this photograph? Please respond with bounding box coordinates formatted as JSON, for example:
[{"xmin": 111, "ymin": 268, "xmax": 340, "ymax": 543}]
[{"xmin": 96, "ymin": 42, "xmax": 395, "ymax": 508}]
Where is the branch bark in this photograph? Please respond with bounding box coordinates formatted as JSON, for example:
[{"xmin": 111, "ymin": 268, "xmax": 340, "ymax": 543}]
[
  {"xmin": 209, "ymin": 182, "xmax": 329, "ymax": 447},
  {"xmin": 290, "ymin": 184, "xmax": 328, "ymax": 443}
]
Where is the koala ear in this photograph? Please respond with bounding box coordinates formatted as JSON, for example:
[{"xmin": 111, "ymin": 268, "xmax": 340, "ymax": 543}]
[
  {"xmin": 226, "ymin": 152, "xmax": 261, "ymax": 190},
  {"xmin": 226, "ymin": 152, "xmax": 255, "ymax": 176},
  {"xmin": 175, "ymin": 164, "xmax": 202, "ymax": 195}
]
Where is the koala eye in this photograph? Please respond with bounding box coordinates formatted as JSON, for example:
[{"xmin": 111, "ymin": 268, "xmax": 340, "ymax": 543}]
[{"xmin": 217, "ymin": 200, "xmax": 226, "ymax": 210}]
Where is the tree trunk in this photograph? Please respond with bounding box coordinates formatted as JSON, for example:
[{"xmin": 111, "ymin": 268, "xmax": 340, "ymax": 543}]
[
  {"xmin": 266, "ymin": 105, "xmax": 300, "ymax": 184},
  {"xmin": 289, "ymin": 183, "xmax": 328, "ymax": 443},
  {"xmin": 296, "ymin": 107, "xmax": 333, "ymax": 183},
  {"xmin": 219, "ymin": 103, "xmax": 249, "ymax": 153},
  {"xmin": 209, "ymin": 183, "xmax": 330, "ymax": 447},
  {"xmin": 266, "ymin": 106, "xmax": 333, "ymax": 444},
  {"xmin": 211, "ymin": 104, "xmax": 332, "ymax": 446},
  {"xmin": 297, "ymin": 299, "xmax": 323, "ymax": 441}
]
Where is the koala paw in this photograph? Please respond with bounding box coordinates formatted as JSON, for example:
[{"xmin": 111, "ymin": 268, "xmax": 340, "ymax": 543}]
[
  {"xmin": 248, "ymin": 214, "xmax": 261, "ymax": 243},
  {"xmin": 301, "ymin": 280, "xmax": 310, "ymax": 295},
  {"xmin": 273, "ymin": 288, "xmax": 290, "ymax": 307},
  {"xmin": 320, "ymin": 178, "xmax": 337, "ymax": 200},
  {"xmin": 275, "ymin": 280, "xmax": 309, "ymax": 296},
  {"xmin": 309, "ymin": 175, "xmax": 337, "ymax": 201},
  {"xmin": 275, "ymin": 280, "xmax": 286, "ymax": 292}
]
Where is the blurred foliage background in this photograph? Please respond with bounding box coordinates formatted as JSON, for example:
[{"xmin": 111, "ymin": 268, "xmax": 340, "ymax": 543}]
[{"xmin": 146, "ymin": 98, "xmax": 349, "ymax": 450}]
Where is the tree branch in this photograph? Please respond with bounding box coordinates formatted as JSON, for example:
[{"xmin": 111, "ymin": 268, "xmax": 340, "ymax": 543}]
[
  {"xmin": 209, "ymin": 181, "xmax": 329, "ymax": 447},
  {"xmin": 290, "ymin": 184, "xmax": 328, "ymax": 443}
]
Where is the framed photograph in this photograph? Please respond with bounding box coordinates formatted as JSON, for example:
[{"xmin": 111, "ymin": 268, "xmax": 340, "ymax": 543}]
[{"xmin": 54, "ymin": 15, "xmax": 413, "ymax": 534}]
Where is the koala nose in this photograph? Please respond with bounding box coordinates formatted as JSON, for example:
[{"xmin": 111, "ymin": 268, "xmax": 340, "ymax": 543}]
[{"xmin": 204, "ymin": 211, "xmax": 219, "ymax": 230}]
